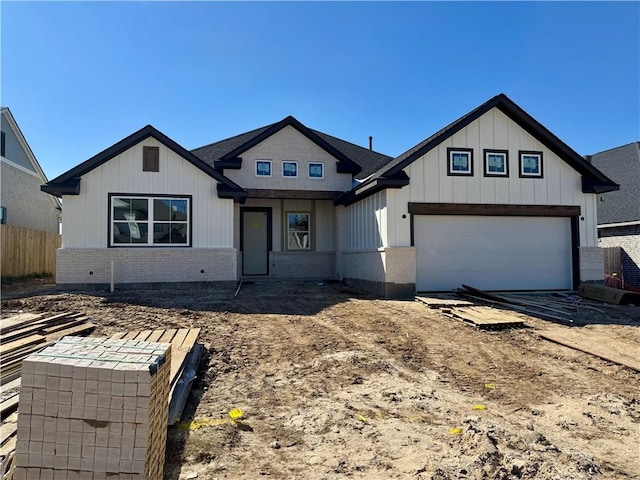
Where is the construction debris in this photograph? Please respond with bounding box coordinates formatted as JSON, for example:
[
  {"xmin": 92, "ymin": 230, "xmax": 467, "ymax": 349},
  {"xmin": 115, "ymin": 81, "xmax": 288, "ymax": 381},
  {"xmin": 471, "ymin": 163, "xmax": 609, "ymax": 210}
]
[{"xmin": 578, "ymin": 283, "xmax": 640, "ymax": 305}]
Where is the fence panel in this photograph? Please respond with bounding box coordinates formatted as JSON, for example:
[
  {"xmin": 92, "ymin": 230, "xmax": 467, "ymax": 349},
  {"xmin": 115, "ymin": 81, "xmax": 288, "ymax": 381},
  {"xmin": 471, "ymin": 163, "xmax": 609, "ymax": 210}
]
[{"xmin": 1, "ymin": 225, "xmax": 61, "ymax": 278}]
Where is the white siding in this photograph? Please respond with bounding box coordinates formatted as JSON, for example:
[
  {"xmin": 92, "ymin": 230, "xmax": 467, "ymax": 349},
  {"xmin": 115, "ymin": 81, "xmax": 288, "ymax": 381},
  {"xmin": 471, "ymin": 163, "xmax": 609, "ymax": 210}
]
[
  {"xmin": 345, "ymin": 190, "xmax": 386, "ymax": 250},
  {"xmin": 62, "ymin": 137, "xmax": 234, "ymax": 248},
  {"xmin": 224, "ymin": 126, "xmax": 353, "ymax": 191},
  {"xmin": 387, "ymin": 108, "xmax": 599, "ymax": 248}
]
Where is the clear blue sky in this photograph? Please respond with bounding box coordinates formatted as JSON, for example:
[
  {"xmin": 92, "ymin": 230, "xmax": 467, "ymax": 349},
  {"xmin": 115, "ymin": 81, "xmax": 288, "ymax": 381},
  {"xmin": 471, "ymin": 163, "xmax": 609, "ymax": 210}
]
[{"xmin": 2, "ymin": 1, "xmax": 638, "ymax": 180}]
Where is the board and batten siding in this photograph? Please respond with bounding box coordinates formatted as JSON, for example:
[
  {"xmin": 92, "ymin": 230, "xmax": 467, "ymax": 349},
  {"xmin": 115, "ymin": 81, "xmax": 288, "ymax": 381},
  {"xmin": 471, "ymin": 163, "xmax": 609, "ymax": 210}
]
[
  {"xmin": 62, "ymin": 137, "xmax": 234, "ymax": 248},
  {"xmin": 224, "ymin": 126, "xmax": 353, "ymax": 192},
  {"xmin": 385, "ymin": 107, "xmax": 598, "ymax": 248},
  {"xmin": 345, "ymin": 190, "xmax": 387, "ymax": 250}
]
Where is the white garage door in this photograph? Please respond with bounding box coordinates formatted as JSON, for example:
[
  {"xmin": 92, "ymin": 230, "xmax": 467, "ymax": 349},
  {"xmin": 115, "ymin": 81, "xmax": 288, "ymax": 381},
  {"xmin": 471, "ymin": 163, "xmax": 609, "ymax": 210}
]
[{"xmin": 415, "ymin": 215, "xmax": 572, "ymax": 292}]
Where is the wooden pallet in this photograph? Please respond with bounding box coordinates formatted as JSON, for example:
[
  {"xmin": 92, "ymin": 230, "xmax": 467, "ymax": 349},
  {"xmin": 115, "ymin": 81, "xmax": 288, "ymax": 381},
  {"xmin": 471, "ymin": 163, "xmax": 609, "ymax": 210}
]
[
  {"xmin": 415, "ymin": 295, "xmax": 474, "ymax": 308},
  {"xmin": 442, "ymin": 306, "xmax": 526, "ymax": 330}
]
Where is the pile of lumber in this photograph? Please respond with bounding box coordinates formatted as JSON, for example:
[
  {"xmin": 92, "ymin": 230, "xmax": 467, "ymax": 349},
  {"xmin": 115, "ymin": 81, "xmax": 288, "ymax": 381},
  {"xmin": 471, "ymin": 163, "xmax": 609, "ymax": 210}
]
[
  {"xmin": 454, "ymin": 284, "xmax": 609, "ymax": 324},
  {"xmin": 109, "ymin": 328, "xmax": 204, "ymax": 425},
  {"xmin": 0, "ymin": 312, "xmax": 96, "ymax": 478}
]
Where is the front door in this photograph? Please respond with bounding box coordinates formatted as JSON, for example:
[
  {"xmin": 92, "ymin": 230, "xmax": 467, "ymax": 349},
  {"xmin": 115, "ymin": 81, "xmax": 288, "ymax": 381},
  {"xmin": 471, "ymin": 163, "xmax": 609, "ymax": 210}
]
[{"xmin": 241, "ymin": 208, "xmax": 271, "ymax": 275}]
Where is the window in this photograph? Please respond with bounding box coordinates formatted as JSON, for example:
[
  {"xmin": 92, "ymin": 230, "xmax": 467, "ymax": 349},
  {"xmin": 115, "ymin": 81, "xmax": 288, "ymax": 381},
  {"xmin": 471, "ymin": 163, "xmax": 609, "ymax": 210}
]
[
  {"xmin": 110, "ymin": 195, "xmax": 190, "ymax": 246},
  {"xmin": 287, "ymin": 213, "xmax": 310, "ymax": 250},
  {"xmin": 519, "ymin": 151, "xmax": 543, "ymax": 178},
  {"xmin": 447, "ymin": 148, "xmax": 473, "ymax": 176},
  {"xmin": 282, "ymin": 161, "xmax": 298, "ymax": 178},
  {"xmin": 256, "ymin": 160, "xmax": 272, "ymax": 177},
  {"xmin": 143, "ymin": 146, "xmax": 159, "ymax": 172},
  {"xmin": 0, "ymin": 132, "xmax": 5, "ymax": 157},
  {"xmin": 308, "ymin": 162, "xmax": 324, "ymax": 179},
  {"xmin": 484, "ymin": 150, "xmax": 509, "ymax": 177},
  {"xmin": 0, "ymin": 207, "xmax": 6, "ymax": 225}
]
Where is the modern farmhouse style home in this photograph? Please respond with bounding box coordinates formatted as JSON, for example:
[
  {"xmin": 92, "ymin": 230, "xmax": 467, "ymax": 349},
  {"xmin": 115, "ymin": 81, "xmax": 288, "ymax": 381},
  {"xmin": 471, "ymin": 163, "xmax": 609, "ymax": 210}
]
[{"xmin": 43, "ymin": 94, "xmax": 618, "ymax": 297}]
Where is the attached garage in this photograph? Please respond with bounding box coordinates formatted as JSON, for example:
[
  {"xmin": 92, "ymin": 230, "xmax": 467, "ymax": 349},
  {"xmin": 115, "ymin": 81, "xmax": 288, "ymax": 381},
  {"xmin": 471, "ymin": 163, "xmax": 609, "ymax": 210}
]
[{"xmin": 414, "ymin": 213, "xmax": 575, "ymax": 292}]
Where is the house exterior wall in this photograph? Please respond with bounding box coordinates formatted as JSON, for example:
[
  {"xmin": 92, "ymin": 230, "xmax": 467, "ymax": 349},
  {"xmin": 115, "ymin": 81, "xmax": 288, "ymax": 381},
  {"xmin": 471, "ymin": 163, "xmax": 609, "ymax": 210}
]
[
  {"xmin": 345, "ymin": 190, "xmax": 386, "ymax": 250},
  {"xmin": 236, "ymin": 198, "xmax": 336, "ymax": 279},
  {"xmin": 61, "ymin": 137, "xmax": 234, "ymax": 249},
  {"xmin": 224, "ymin": 126, "xmax": 353, "ymax": 191},
  {"xmin": 57, "ymin": 137, "xmax": 236, "ymax": 285},
  {"xmin": 1, "ymin": 158, "xmax": 60, "ymax": 233},
  {"xmin": 598, "ymin": 225, "xmax": 640, "ymax": 286},
  {"xmin": 386, "ymin": 108, "xmax": 598, "ymax": 249},
  {"xmin": 1, "ymin": 112, "xmax": 35, "ymax": 172}
]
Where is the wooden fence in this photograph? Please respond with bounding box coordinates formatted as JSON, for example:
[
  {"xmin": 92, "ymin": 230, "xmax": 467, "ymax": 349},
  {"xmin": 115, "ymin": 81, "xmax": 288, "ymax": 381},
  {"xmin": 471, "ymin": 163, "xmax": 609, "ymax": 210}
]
[
  {"xmin": 603, "ymin": 246, "xmax": 622, "ymax": 277},
  {"xmin": 1, "ymin": 225, "xmax": 61, "ymax": 278}
]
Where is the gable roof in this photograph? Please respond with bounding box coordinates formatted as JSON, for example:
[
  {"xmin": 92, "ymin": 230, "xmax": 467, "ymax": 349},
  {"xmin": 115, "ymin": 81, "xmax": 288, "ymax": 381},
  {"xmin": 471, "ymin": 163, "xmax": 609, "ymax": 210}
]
[
  {"xmin": 191, "ymin": 115, "xmax": 393, "ymax": 179},
  {"xmin": 41, "ymin": 125, "xmax": 247, "ymax": 202},
  {"xmin": 587, "ymin": 142, "xmax": 640, "ymax": 225},
  {"xmin": 1, "ymin": 107, "xmax": 62, "ymax": 210},
  {"xmin": 338, "ymin": 93, "xmax": 619, "ymax": 205}
]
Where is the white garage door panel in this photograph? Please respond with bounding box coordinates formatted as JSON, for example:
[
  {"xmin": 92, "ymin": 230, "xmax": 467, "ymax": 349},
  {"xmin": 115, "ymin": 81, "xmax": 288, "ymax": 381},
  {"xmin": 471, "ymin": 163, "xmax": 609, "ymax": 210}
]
[{"xmin": 415, "ymin": 215, "xmax": 572, "ymax": 292}]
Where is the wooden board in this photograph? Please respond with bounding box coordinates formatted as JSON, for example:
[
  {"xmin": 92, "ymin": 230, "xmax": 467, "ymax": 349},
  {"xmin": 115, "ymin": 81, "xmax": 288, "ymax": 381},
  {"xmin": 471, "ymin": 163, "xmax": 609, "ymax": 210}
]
[
  {"xmin": 443, "ymin": 307, "xmax": 525, "ymax": 330},
  {"xmin": 536, "ymin": 327, "xmax": 640, "ymax": 372},
  {"xmin": 0, "ymin": 335, "xmax": 45, "ymax": 357},
  {"xmin": 415, "ymin": 296, "xmax": 474, "ymax": 308}
]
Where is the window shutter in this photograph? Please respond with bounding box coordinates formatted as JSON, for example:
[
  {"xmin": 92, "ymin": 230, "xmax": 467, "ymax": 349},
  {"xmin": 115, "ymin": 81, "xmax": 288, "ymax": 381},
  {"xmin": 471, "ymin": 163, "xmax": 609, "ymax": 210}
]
[
  {"xmin": 143, "ymin": 146, "xmax": 159, "ymax": 172},
  {"xmin": 1, "ymin": 131, "xmax": 5, "ymax": 157}
]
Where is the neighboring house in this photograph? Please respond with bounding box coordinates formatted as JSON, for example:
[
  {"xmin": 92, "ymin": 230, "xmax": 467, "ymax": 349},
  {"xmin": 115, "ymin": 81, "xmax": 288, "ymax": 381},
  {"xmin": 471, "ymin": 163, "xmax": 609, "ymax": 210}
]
[
  {"xmin": 42, "ymin": 94, "xmax": 618, "ymax": 296},
  {"xmin": 1, "ymin": 107, "xmax": 61, "ymax": 232},
  {"xmin": 587, "ymin": 142, "xmax": 640, "ymax": 286}
]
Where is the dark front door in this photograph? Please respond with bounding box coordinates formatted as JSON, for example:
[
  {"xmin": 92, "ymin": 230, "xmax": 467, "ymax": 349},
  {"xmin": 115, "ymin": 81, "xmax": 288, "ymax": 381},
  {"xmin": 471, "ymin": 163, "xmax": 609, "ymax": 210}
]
[{"xmin": 241, "ymin": 208, "xmax": 271, "ymax": 275}]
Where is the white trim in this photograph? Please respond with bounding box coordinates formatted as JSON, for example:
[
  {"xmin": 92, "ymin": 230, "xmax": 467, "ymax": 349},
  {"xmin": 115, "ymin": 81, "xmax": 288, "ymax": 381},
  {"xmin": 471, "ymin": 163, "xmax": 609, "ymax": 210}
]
[
  {"xmin": 598, "ymin": 220, "xmax": 640, "ymax": 229},
  {"xmin": 449, "ymin": 150, "xmax": 472, "ymax": 175},
  {"xmin": 308, "ymin": 162, "xmax": 324, "ymax": 179},
  {"xmin": 484, "ymin": 151, "xmax": 508, "ymax": 176},
  {"xmin": 1, "ymin": 156, "xmax": 41, "ymax": 177},
  {"xmin": 282, "ymin": 161, "xmax": 298, "ymax": 178}
]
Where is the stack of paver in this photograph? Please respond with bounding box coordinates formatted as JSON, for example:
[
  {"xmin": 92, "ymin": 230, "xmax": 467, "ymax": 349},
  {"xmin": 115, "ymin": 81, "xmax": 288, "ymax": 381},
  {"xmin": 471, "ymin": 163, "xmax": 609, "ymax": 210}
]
[{"xmin": 12, "ymin": 336, "xmax": 171, "ymax": 480}]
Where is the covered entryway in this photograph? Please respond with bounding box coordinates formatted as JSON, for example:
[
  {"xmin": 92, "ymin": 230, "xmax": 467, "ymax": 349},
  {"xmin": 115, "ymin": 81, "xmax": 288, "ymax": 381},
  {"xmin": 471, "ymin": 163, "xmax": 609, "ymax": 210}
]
[
  {"xmin": 241, "ymin": 208, "xmax": 271, "ymax": 275},
  {"xmin": 414, "ymin": 214, "xmax": 574, "ymax": 292}
]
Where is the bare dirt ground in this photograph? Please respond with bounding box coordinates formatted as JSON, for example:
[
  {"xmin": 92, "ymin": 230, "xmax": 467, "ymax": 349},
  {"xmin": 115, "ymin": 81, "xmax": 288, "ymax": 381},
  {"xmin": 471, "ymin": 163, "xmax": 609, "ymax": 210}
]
[{"xmin": 2, "ymin": 280, "xmax": 639, "ymax": 480}]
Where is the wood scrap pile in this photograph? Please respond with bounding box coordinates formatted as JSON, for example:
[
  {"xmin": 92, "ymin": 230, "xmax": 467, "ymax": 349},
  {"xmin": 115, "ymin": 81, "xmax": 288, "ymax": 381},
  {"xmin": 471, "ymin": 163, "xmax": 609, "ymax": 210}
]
[
  {"xmin": 416, "ymin": 296, "xmax": 526, "ymax": 330},
  {"xmin": 0, "ymin": 312, "xmax": 96, "ymax": 477},
  {"xmin": 454, "ymin": 284, "xmax": 609, "ymax": 324}
]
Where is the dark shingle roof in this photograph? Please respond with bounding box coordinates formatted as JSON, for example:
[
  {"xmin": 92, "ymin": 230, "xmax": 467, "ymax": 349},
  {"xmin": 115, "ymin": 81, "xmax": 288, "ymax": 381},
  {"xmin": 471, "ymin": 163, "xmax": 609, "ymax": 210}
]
[
  {"xmin": 191, "ymin": 117, "xmax": 393, "ymax": 180},
  {"xmin": 587, "ymin": 142, "xmax": 640, "ymax": 225}
]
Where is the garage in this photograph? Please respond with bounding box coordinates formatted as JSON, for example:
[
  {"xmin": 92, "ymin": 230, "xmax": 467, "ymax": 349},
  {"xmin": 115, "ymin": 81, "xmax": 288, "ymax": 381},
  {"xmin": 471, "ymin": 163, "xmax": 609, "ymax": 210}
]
[{"xmin": 414, "ymin": 215, "xmax": 573, "ymax": 292}]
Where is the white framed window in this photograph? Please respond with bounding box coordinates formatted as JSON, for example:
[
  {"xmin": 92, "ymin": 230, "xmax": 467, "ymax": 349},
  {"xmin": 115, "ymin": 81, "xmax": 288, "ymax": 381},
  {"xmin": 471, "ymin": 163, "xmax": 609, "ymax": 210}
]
[
  {"xmin": 308, "ymin": 162, "xmax": 324, "ymax": 179},
  {"xmin": 519, "ymin": 151, "xmax": 543, "ymax": 178},
  {"xmin": 282, "ymin": 161, "xmax": 298, "ymax": 178},
  {"xmin": 287, "ymin": 212, "xmax": 310, "ymax": 250},
  {"xmin": 484, "ymin": 150, "xmax": 509, "ymax": 177},
  {"xmin": 256, "ymin": 160, "xmax": 272, "ymax": 177},
  {"xmin": 110, "ymin": 195, "xmax": 190, "ymax": 246},
  {"xmin": 447, "ymin": 148, "xmax": 473, "ymax": 176}
]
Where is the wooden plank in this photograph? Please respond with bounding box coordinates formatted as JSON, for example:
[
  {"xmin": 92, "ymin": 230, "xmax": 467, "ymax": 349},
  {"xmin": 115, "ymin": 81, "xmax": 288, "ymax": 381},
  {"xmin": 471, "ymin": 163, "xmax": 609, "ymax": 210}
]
[
  {"xmin": 145, "ymin": 330, "xmax": 164, "ymax": 343},
  {"xmin": 578, "ymin": 283, "xmax": 640, "ymax": 305},
  {"xmin": 0, "ymin": 379, "xmax": 20, "ymax": 397},
  {"xmin": 0, "ymin": 335, "xmax": 45, "ymax": 357},
  {"xmin": 110, "ymin": 332, "xmax": 127, "ymax": 340},
  {"xmin": 133, "ymin": 330, "xmax": 154, "ymax": 342},
  {"xmin": 0, "ymin": 394, "xmax": 19, "ymax": 420},
  {"xmin": 171, "ymin": 329, "xmax": 190, "ymax": 350},
  {"xmin": 158, "ymin": 329, "xmax": 178, "ymax": 344},
  {"xmin": 41, "ymin": 316, "xmax": 89, "ymax": 334},
  {"xmin": 121, "ymin": 331, "xmax": 140, "ymax": 340},
  {"xmin": 168, "ymin": 343, "xmax": 204, "ymax": 425},
  {"xmin": 536, "ymin": 329, "xmax": 640, "ymax": 372},
  {"xmin": 45, "ymin": 323, "xmax": 95, "ymax": 342},
  {"xmin": 457, "ymin": 291, "xmax": 572, "ymax": 323},
  {"xmin": 180, "ymin": 328, "xmax": 201, "ymax": 351},
  {"xmin": 0, "ymin": 313, "xmax": 43, "ymax": 332},
  {"xmin": 0, "ymin": 422, "xmax": 16, "ymax": 447},
  {"xmin": 416, "ymin": 296, "xmax": 474, "ymax": 308}
]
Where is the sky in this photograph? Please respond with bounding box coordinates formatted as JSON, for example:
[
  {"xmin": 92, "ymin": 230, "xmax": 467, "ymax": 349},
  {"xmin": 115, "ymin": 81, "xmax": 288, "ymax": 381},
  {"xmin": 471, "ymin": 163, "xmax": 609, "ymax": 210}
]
[{"xmin": 1, "ymin": 1, "xmax": 638, "ymax": 180}]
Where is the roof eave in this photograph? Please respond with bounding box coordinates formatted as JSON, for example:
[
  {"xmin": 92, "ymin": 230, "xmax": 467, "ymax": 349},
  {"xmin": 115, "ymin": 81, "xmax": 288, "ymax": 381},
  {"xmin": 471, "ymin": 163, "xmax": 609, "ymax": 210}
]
[
  {"xmin": 335, "ymin": 172, "xmax": 409, "ymax": 206},
  {"xmin": 41, "ymin": 178, "xmax": 81, "ymax": 197}
]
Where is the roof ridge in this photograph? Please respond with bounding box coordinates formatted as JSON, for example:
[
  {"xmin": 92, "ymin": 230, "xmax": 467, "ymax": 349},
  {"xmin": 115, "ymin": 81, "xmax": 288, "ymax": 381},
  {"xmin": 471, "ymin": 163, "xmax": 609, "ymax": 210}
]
[
  {"xmin": 191, "ymin": 122, "xmax": 277, "ymax": 151},
  {"xmin": 590, "ymin": 141, "xmax": 640, "ymax": 157},
  {"xmin": 311, "ymin": 129, "xmax": 392, "ymax": 158}
]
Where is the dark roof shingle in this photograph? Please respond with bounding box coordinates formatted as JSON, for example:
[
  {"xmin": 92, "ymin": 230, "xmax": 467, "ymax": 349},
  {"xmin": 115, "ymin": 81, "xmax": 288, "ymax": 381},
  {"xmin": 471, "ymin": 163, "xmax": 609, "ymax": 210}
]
[{"xmin": 588, "ymin": 142, "xmax": 640, "ymax": 225}]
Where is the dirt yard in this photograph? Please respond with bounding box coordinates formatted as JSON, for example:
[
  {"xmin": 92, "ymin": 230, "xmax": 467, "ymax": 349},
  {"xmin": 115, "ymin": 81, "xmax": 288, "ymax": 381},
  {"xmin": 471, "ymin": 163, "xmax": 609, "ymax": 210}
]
[{"xmin": 2, "ymin": 280, "xmax": 639, "ymax": 480}]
